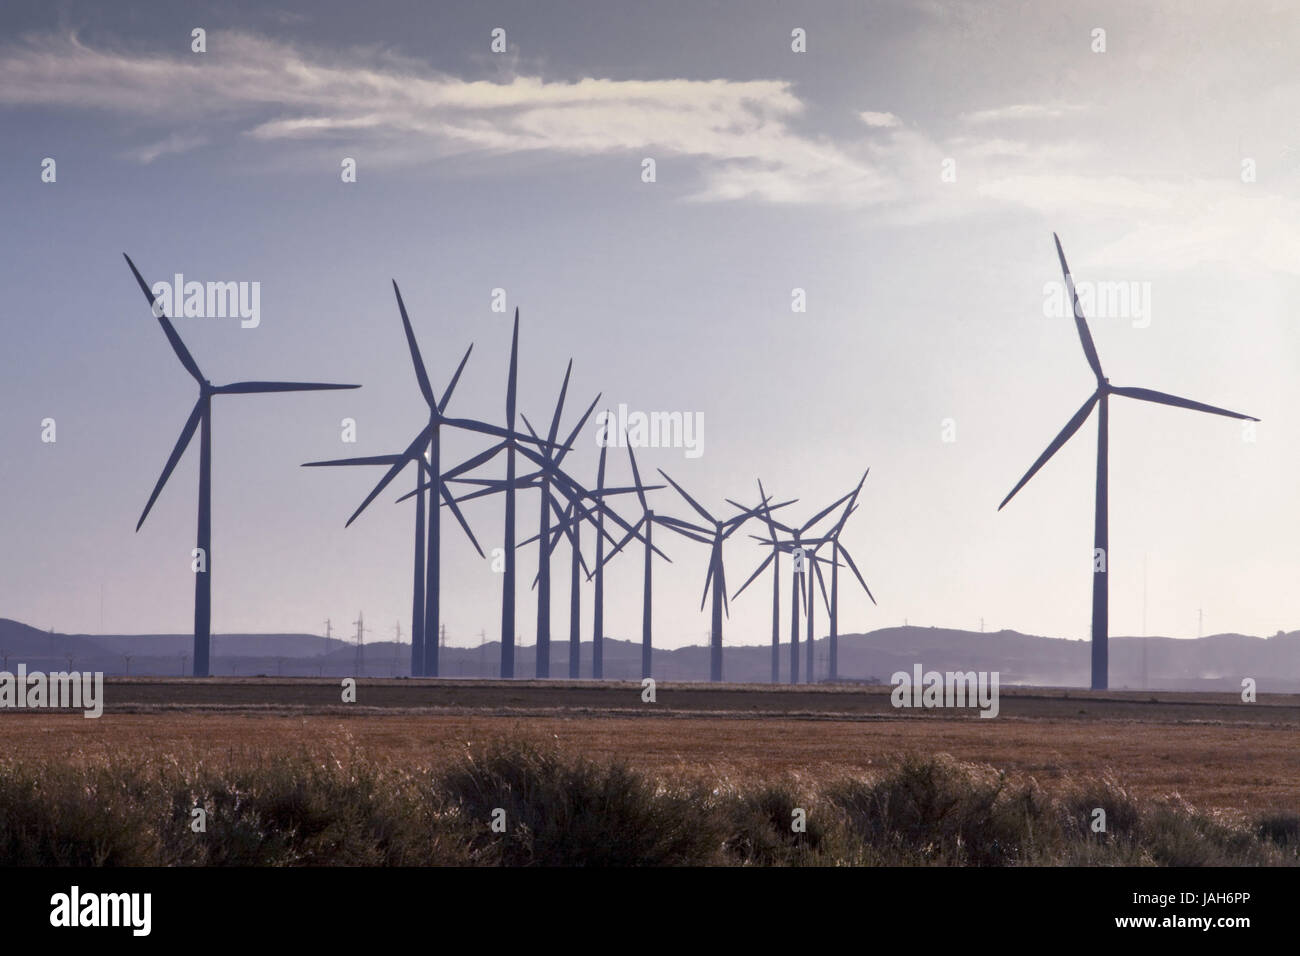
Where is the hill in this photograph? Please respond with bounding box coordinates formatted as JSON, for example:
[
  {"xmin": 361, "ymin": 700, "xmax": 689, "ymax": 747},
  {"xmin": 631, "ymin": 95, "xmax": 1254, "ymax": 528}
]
[{"xmin": 1, "ymin": 618, "xmax": 1296, "ymax": 689}]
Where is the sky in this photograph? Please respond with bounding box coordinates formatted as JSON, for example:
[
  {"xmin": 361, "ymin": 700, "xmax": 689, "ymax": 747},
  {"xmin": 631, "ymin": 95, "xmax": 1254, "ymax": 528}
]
[{"xmin": 1, "ymin": 0, "xmax": 1297, "ymax": 654}]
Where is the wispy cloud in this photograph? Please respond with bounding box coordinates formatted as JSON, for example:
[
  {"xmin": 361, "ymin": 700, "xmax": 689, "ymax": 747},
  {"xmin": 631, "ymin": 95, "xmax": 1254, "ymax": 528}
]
[
  {"xmin": 124, "ymin": 132, "xmax": 209, "ymax": 164},
  {"xmin": 978, "ymin": 174, "xmax": 1300, "ymax": 276},
  {"xmin": 960, "ymin": 103, "xmax": 1083, "ymax": 125},
  {"xmin": 860, "ymin": 111, "xmax": 902, "ymax": 128},
  {"xmin": 2, "ymin": 29, "xmax": 1297, "ymax": 275},
  {"xmin": 0, "ymin": 31, "xmax": 897, "ymax": 205}
]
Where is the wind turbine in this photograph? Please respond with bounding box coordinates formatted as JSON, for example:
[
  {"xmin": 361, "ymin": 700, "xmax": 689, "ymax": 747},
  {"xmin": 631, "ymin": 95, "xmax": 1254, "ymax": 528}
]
[
  {"xmin": 585, "ymin": 427, "xmax": 667, "ymax": 679},
  {"xmin": 540, "ymin": 467, "xmax": 666, "ymax": 680},
  {"xmin": 524, "ymin": 495, "xmax": 603, "ymax": 679},
  {"xmin": 591, "ymin": 441, "xmax": 673, "ymax": 679},
  {"xmin": 394, "ymin": 310, "xmax": 539, "ymax": 678},
  {"xmin": 656, "ymin": 471, "xmax": 785, "ymax": 682},
  {"xmin": 591, "ymin": 434, "xmax": 611, "ymax": 679},
  {"xmin": 428, "ymin": 361, "xmax": 599, "ymax": 678},
  {"xmin": 303, "ymin": 282, "xmax": 538, "ymax": 676},
  {"xmin": 124, "ymin": 254, "xmax": 360, "ymax": 677},
  {"xmin": 999, "ymin": 234, "xmax": 1258, "ymax": 690},
  {"xmin": 801, "ymin": 540, "xmax": 841, "ymax": 683},
  {"xmin": 821, "ymin": 472, "xmax": 876, "ymax": 680},
  {"xmin": 520, "ymin": 367, "xmax": 601, "ymax": 678},
  {"xmin": 462, "ymin": 467, "xmax": 651, "ymax": 679},
  {"xmin": 730, "ymin": 479, "xmax": 792, "ymax": 683},
  {"xmin": 736, "ymin": 487, "xmax": 855, "ymax": 683}
]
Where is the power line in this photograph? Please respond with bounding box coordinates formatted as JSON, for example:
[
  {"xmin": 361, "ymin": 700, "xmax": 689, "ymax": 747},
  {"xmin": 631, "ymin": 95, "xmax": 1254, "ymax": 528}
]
[{"xmin": 353, "ymin": 612, "xmax": 367, "ymax": 676}]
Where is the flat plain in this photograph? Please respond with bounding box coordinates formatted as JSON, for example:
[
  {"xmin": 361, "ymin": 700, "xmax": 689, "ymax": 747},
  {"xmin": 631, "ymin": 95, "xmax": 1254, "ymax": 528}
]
[{"xmin": 2, "ymin": 679, "xmax": 1297, "ymax": 813}]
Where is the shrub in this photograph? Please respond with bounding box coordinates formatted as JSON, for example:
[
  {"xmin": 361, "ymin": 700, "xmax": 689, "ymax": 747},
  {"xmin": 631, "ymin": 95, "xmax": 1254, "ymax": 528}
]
[
  {"xmin": 434, "ymin": 740, "xmax": 722, "ymax": 866},
  {"xmin": 826, "ymin": 755, "xmax": 1045, "ymax": 866}
]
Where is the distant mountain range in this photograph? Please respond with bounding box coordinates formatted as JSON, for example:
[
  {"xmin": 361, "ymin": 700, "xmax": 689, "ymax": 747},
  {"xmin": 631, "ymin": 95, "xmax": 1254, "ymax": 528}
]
[{"xmin": 1, "ymin": 618, "xmax": 1297, "ymax": 691}]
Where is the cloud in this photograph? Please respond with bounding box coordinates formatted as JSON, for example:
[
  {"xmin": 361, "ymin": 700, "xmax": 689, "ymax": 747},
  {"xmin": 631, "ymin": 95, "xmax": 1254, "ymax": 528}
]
[
  {"xmin": 961, "ymin": 103, "xmax": 1082, "ymax": 125},
  {"xmin": 2, "ymin": 29, "xmax": 1297, "ymax": 276},
  {"xmin": 124, "ymin": 132, "xmax": 209, "ymax": 164},
  {"xmin": 860, "ymin": 111, "xmax": 902, "ymax": 128},
  {"xmin": 978, "ymin": 174, "xmax": 1300, "ymax": 276},
  {"xmin": 0, "ymin": 31, "xmax": 897, "ymax": 206}
]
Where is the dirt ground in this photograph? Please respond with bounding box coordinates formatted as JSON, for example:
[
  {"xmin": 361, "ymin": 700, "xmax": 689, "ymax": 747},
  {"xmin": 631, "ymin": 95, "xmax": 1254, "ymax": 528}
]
[{"xmin": 1, "ymin": 679, "xmax": 1297, "ymax": 812}]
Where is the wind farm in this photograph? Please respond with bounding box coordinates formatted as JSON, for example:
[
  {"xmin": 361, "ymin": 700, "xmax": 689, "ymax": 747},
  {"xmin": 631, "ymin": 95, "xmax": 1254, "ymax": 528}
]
[
  {"xmin": 4, "ymin": 0, "xmax": 1293, "ymax": 885},
  {"xmin": 110, "ymin": 235, "xmax": 1264, "ymax": 698},
  {"xmin": 2, "ymin": 237, "xmax": 1291, "ymax": 880}
]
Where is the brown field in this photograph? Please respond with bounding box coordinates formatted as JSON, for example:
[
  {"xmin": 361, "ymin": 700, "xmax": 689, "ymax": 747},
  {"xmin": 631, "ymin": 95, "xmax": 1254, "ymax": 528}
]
[{"xmin": 3, "ymin": 679, "xmax": 1298, "ymax": 813}]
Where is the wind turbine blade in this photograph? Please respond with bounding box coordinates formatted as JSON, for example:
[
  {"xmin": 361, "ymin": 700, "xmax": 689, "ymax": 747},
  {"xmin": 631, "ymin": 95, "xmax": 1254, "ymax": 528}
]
[
  {"xmin": 1110, "ymin": 385, "xmax": 1258, "ymax": 422},
  {"xmin": 345, "ymin": 424, "xmax": 431, "ymax": 526},
  {"xmin": 439, "ymin": 483, "xmax": 505, "ymax": 506},
  {"xmin": 998, "ymin": 392, "xmax": 1099, "ymax": 511},
  {"xmin": 761, "ymin": 498, "xmax": 798, "ymax": 519},
  {"xmin": 542, "ymin": 516, "xmax": 570, "ymax": 563},
  {"xmin": 837, "ymin": 542, "xmax": 877, "ymax": 605},
  {"xmin": 811, "ymin": 557, "xmax": 830, "ymax": 612},
  {"xmin": 598, "ymin": 515, "xmax": 644, "ymax": 571},
  {"xmin": 800, "ymin": 489, "xmax": 856, "ymax": 534},
  {"xmin": 392, "ymin": 280, "xmax": 437, "ymax": 408},
  {"xmin": 442, "ymin": 441, "xmax": 508, "ymax": 482},
  {"xmin": 721, "ymin": 505, "xmax": 767, "ymax": 538},
  {"xmin": 826, "ymin": 503, "xmax": 861, "ymax": 538},
  {"xmin": 732, "ymin": 551, "xmax": 775, "ymax": 601},
  {"xmin": 560, "ymin": 492, "xmax": 619, "ymax": 549},
  {"xmin": 516, "ymin": 445, "xmax": 647, "ymax": 553},
  {"xmin": 627, "ymin": 444, "xmax": 649, "ymax": 512},
  {"xmin": 302, "ymin": 454, "xmax": 404, "ymax": 467},
  {"xmin": 506, "ymin": 308, "xmax": 520, "ymax": 423},
  {"xmin": 833, "ymin": 469, "xmax": 870, "ymax": 536},
  {"xmin": 656, "ymin": 520, "xmax": 711, "ymax": 546},
  {"xmin": 700, "ymin": 549, "xmax": 715, "ymax": 611},
  {"xmin": 401, "ymin": 448, "xmax": 508, "ymax": 504},
  {"xmin": 548, "ymin": 492, "xmax": 575, "ymax": 528},
  {"xmin": 438, "ymin": 344, "xmax": 474, "ymax": 413},
  {"xmin": 547, "ymin": 360, "xmax": 573, "ymax": 448},
  {"xmin": 655, "ymin": 514, "xmax": 712, "ymax": 538},
  {"xmin": 441, "ymin": 485, "xmax": 485, "ymax": 558},
  {"xmin": 213, "ymin": 381, "xmax": 360, "ymax": 394},
  {"xmin": 657, "ymin": 469, "xmax": 715, "ymax": 525},
  {"xmin": 136, "ymin": 398, "xmax": 203, "ymax": 530},
  {"xmin": 596, "ymin": 426, "xmax": 609, "ymax": 500},
  {"xmin": 1053, "ymin": 233, "xmax": 1105, "ymax": 383},
  {"xmin": 718, "ymin": 555, "xmax": 730, "ymax": 618},
  {"xmin": 585, "ymin": 485, "xmax": 653, "ymax": 498},
  {"xmin": 554, "ymin": 392, "xmax": 602, "ymax": 468},
  {"xmin": 442, "ymin": 416, "xmax": 554, "ymax": 449},
  {"xmin": 448, "ymin": 477, "xmax": 511, "ymax": 488},
  {"xmin": 757, "ymin": 478, "xmax": 782, "ymax": 543},
  {"xmin": 516, "ymin": 413, "xmax": 571, "ymax": 454},
  {"xmin": 123, "ymin": 253, "xmax": 204, "ymax": 384}
]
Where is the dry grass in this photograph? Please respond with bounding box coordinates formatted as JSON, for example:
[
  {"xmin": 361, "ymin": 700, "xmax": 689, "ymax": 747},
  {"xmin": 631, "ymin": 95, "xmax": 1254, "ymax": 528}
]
[
  {"xmin": 0, "ymin": 741, "xmax": 1295, "ymax": 867},
  {"xmin": 1, "ymin": 708, "xmax": 1297, "ymax": 813}
]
